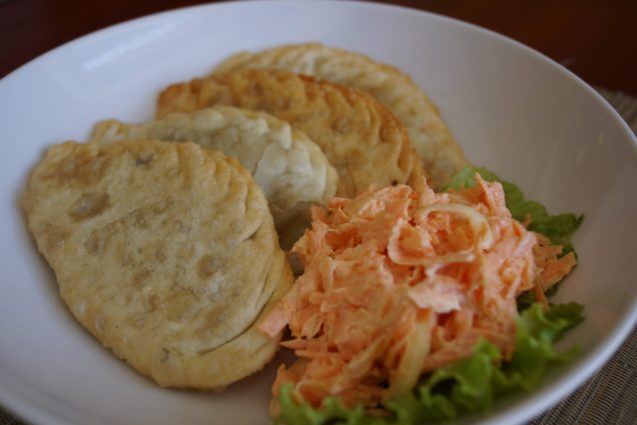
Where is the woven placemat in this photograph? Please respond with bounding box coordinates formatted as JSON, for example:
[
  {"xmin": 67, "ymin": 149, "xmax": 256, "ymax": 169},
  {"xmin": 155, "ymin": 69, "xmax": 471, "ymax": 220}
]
[{"xmin": 2, "ymin": 89, "xmax": 636, "ymax": 425}]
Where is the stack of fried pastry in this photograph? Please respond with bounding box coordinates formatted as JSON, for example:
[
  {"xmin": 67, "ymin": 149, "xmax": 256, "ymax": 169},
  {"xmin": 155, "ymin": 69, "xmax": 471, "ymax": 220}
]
[{"xmin": 22, "ymin": 43, "xmax": 469, "ymax": 390}]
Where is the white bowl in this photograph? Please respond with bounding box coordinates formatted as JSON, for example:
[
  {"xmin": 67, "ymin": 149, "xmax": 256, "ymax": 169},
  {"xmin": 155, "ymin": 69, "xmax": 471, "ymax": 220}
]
[{"xmin": 1, "ymin": 1, "xmax": 636, "ymax": 424}]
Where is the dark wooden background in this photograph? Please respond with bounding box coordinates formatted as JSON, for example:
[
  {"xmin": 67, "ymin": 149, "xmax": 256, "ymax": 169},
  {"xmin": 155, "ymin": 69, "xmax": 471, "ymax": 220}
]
[{"xmin": 1, "ymin": 0, "xmax": 636, "ymax": 96}]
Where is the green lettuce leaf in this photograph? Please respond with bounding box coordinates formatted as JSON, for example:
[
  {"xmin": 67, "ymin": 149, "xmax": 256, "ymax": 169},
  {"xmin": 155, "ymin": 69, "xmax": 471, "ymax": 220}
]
[
  {"xmin": 444, "ymin": 167, "xmax": 583, "ymax": 247},
  {"xmin": 273, "ymin": 303, "xmax": 584, "ymax": 425},
  {"xmin": 496, "ymin": 302, "xmax": 584, "ymax": 391},
  {"xmin": 274, "ymin": 384, "xmax": 369, "ymax": 425}
]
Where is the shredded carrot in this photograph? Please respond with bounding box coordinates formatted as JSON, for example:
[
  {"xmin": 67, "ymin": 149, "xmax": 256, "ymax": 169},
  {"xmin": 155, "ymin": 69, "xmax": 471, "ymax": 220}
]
[
  {"xmin": 533, "ymin": 233, "xmax": 577, "ymax": 292},
  {"xmin": 260, "ymin": 175, "xmax": 576, "ymax": 409}
]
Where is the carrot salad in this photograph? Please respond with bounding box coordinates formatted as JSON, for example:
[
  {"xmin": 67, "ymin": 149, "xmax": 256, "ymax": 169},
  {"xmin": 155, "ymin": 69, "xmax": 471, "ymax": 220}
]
[{"xmin": 260, "ymin": 175, "xmax": 576, "ymax": 410}]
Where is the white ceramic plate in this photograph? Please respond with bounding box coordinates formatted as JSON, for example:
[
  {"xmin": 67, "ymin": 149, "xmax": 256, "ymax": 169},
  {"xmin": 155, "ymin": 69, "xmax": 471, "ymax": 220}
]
[{"xmin": 1, "ymin": 1, "xmax": 636, "ymax": 424}]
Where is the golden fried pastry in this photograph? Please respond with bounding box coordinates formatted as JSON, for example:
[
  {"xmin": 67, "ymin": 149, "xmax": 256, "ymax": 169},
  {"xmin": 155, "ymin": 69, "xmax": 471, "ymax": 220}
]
[
  {"xmin": 156, "ymin": 68, "xmax": 423, "ymax": 198},
  {"xmin": 22, "ymin": 140, "xmax": 293, "ymax": 389},
  {"xmin": 214, "ymin": 43, "xmax": 470, "ymax": 189},
  {"xmin": 90, "ymin": 106, "xmax": 338, "ymax": 248}
]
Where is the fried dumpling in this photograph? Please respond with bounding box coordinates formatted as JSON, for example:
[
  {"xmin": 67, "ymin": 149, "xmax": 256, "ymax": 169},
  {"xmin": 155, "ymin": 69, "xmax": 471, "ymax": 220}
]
[
  {"xmin": 157, "ymin": 68, "xmax": 423, "ymax": 198},
  {"xmin": 22, "ymin": 140, "xmax": 293, "ymax": 389},
  {"xmin": 214, "ymin": 43, "xmax": 470, "ymax": 189},
  {"xmin": 90, "ymin": 106, "xmax": 338, "ymax": 248}
]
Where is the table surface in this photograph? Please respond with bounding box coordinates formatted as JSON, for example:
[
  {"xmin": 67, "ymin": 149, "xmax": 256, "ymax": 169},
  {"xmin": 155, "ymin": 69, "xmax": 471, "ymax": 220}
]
[{"xmin": 1, "ymin": 0, "xmax": 636, "ymax": 96}]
